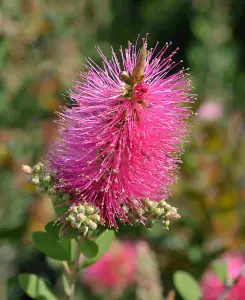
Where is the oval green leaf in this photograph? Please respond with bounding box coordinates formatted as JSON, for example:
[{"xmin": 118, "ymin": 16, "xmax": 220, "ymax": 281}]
[
  {"xmin": 18, "ymin": 273, "xmax": 58, "ymax": 300},
  {"xmin": 32, "ymin": 231, "xmax": 69, "ymax": 261},
  {"xmin": 82, "ymin": 230, "xmax": 115, "ymax": 268},
  {"xmin": 174, "ymin": 271, "xmax": 202, "ymax": 300},
  {"xmin": 45, "ymin": 222, "xmax": 60, "ymax": 240},
  {"xmin": 80, "ymin": 240, "xmax": 98, "ymax": 258}
]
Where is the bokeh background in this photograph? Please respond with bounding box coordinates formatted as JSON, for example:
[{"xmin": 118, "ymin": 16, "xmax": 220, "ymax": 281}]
[{"xmin": 1, "ymin": 0, "xmax": 245, "ymax": 299}]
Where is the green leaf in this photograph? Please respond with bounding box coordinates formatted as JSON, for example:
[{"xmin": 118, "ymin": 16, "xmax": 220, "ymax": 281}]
[
  {"xmin": 82, "ymin": 229, "xmax": 115, "ymax": 267},
  {"xmin": 45, "ymin": 221, "xmax": 79, "ymax": 241},
  {"xmin": 213, "ymin": 261, "xmax": 228, "ymax": 284},
  {"xmin": 55, "ymin": 204, "xmax": 69, "ymax": 218},
  {"xmin": 32, "ymin": 231, "xmax": 69, "ymax": 261},
  {"xmin": 18, "ymin": 274, "xmax": 58, "ymax": 300},
  {"xmin": 59, "ymin": 225, "xmax": 79, "ymax": 240},
  {"xmin": 45, "ymin": 222, "xmax": 60, "ymax": 240},
  {"xmin": 174, "ymin": 271, "xmax": 202, "ymax": 300},
  {"xmin": 62, "ymin": 274, "xmax": 71, "ymax": 296},
  {"xmin": 53, "ymin": 197, "xmax": 69, "ymax": 218},
  {"xmin": 80, "ymin": 240, "xmax": 98, "ymax": 258}
]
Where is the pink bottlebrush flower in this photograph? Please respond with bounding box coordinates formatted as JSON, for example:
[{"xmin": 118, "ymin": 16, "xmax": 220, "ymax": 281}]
[
  {"xmin": 48, "ymin": 37, "xmax": 193, "ymax": 228},
  {"xmin": 82, "ymin": 240, "xmax": 137, "ymax": 297},
  {"xmin": 201, "ymin": 251, "xmax": 245, "ymax": 300},
  {"xmin": 197, "ymin": 100, "xmax": 224, "ymax": 122}
]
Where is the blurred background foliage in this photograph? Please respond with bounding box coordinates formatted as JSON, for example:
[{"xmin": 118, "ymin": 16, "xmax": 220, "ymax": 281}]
[{"xmin": 1, "ymin": 0, "xmax": 245, "ymax": 299}]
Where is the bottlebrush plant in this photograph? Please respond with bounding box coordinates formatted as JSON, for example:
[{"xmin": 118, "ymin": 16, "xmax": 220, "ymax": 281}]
[{"xmin": 20, "ymin": 36, "xmax": 194, "ymax": 300}]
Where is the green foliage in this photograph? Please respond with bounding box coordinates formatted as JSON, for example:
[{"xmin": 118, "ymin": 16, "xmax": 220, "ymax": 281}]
[
  {"xmin": 82, "ymin": 230, "xmax": 115, "ymax": 268},
  {"xmin": 80, "ymin": 240, "xmax": 98, "ymax": 258},
  {"xmin": 18, "ymin": 274, "xmax": 58, "ymax": 300},
  {"xmin": 45, "ymin": 222, "xmax": 60, "ymax": 240},
  {"xmin": 174, "ymin": 271, "xmax": 202, "ymax": 300},
  {"xmin": 212, "ymin": 261, "xmax": 228, "ymax": 284},
  {"xmin": 32, "ymin": 231, "xmax": 70, "ymax": 261}
]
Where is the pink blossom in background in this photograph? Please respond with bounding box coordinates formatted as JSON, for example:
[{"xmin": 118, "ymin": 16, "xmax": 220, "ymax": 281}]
[
  {"xmin": 197, "ymin": 100, "xmax": 224, "ymax": 122},
  {"xmin": 201, "ymin": 251, "xmax": 245, "ymax": 300},
  {"xmin": 48, "ymin": 37, "xmax": 193, "ymax": 228},
  {"xmin": 82, "ymin": 240, "xmax": 137, "ymax": 297}
]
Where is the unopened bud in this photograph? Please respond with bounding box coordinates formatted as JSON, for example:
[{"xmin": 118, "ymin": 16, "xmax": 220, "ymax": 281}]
[
  {"xmin": 77, "ymin": 205, "xmax": 85, "ymax": 214},
  {"xmin": 92, "ymin": 214, "xmax": 101, "ymax": 224},
  {"xmin": 77, "ymin": 213, "xmax": 86, "ymax": 222},
  {"xmin": 145, "ymin": 200, "xmax": 155, "ymax": 213},
  {"xmin": 165, "ymin": 207, "xmax": 181, "ymax": 220},
  {"xmin": 86, "ymin": 206, "xmax": 94, "ymax": 215},
  {"xmin": 72, "ymin": 206, "xmax": 78, "ymax": 214},
  {"xmin": 157, "ymin": 200, "xmax": 166, "ymax": 208},
  {"xmin": 33, "ymin": 163, "xmax": 44, "ymax": 173},
  {"xmin": 119, "ymin": 71, "xmax": 132, "ymax": 85},
  {"xmin": 154, "ymin": 208, "xmax": 164, "ymax": 217},
  {"xmin": 85, "ymin": 220, "xmax": 97, "ymax": 230},
  {"xmin": 162, "ymin": 219, "xmax": 170, "ymax": 230},
  {"xmin": 132, "ymin": 43, "xmax": 147, "ymax": 83},
  {"xmin": 67, "ymin": 213, "xmax": 76, "ymax": 222},
  {"xmin": 71, "ymin": 220, "xmax": 81, "ymax": 229},
  {"xmin": 164, "ymin": 204, "xmax": 172, "ymax": 212},
  {"xmin": 79, "ymin": 225, "xmax": 88, "ymax": 234},
  {"xmin": 22, "ymin": 165, "xmax": 32, "ymax": 174},
  {"xmin": 31, "ymin": 177, "xmax": 40, "ymax": 185}
]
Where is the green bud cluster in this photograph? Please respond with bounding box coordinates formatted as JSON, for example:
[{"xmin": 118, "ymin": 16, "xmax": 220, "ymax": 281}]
[
  {"xmin": 24, "ymin": 162, "xmax": 58, "ymax": 196},
  {"xmin": 125, "ymin": 198, "xmax": 180, "ymax": 230},
  {"xmin": 23, "ymin": 163, "xmax": 180, "ymax": 232},
  {"xmin": 67, "ymin": 202, "xmax": 101, "ymax": 235}
]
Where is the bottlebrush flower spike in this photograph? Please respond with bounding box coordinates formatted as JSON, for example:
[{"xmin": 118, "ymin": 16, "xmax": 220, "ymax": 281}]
[{"xmin": 48, "ymin": 37, "xmax": 194, "ymax": 229}]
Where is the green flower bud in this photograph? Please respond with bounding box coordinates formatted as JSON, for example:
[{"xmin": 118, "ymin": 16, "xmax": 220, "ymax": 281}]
[
  {"xmin": 85, "ymin": 220, "xmax": 97, "ymax": 230},
  {"xmin": 71, "ymin": 220, "xmax": 81, "ymax": 229},
  {"xmin": 145, "ymin": 200, "xmax": 155, "ymax": 213},
  {"xmin": 77, "ymin": 213, "xmax": 86, "ymax": 222},
  {"xmin": 165, "ymin": 207, "xmax": 181, "ymax": 220},
  {"xmin": 162, "ymin": 219, "xmax": 170, "ymax": 230},
  {"xmin": 86, "ymin": 206, "xmax": 95, "ymax": 215},
  {"xmin": 31, "ymin": 177, "xmax": 40, "ymax": 185},
  {"xmin": 77, "ymin": 205, "xmax": 85, "ymax": 213},
  {"xmin": 119, "ymin": 71, "xmax": 132, "ymax": 85},
  {"xmin": 92, "ymin": 214, "xmax": 101, "ymax": 224},
  {"xmin": 33, "ymin": 163, "xmax": 44, "ymax": 173},
  {"xmin": 157, "ymin": 200, "xmax": 166, "ymax": 208},
  {"xmin": 67, "ymin": 213, "xmax": 76, "ymax": 222},
  {"xmin": 72, "ymin": 206, "xmax": 78, "ymax": 214},
  {"xmin": 79, "ymin": 225, "xmax": 88, "ymax": 234},
  {"xmin": 154, "ymin": 208, "xmax": 164, "ymax": 217},
  {"xmin": 164, "ymin": 204, "xmax": 171, "ymax": 212}
]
